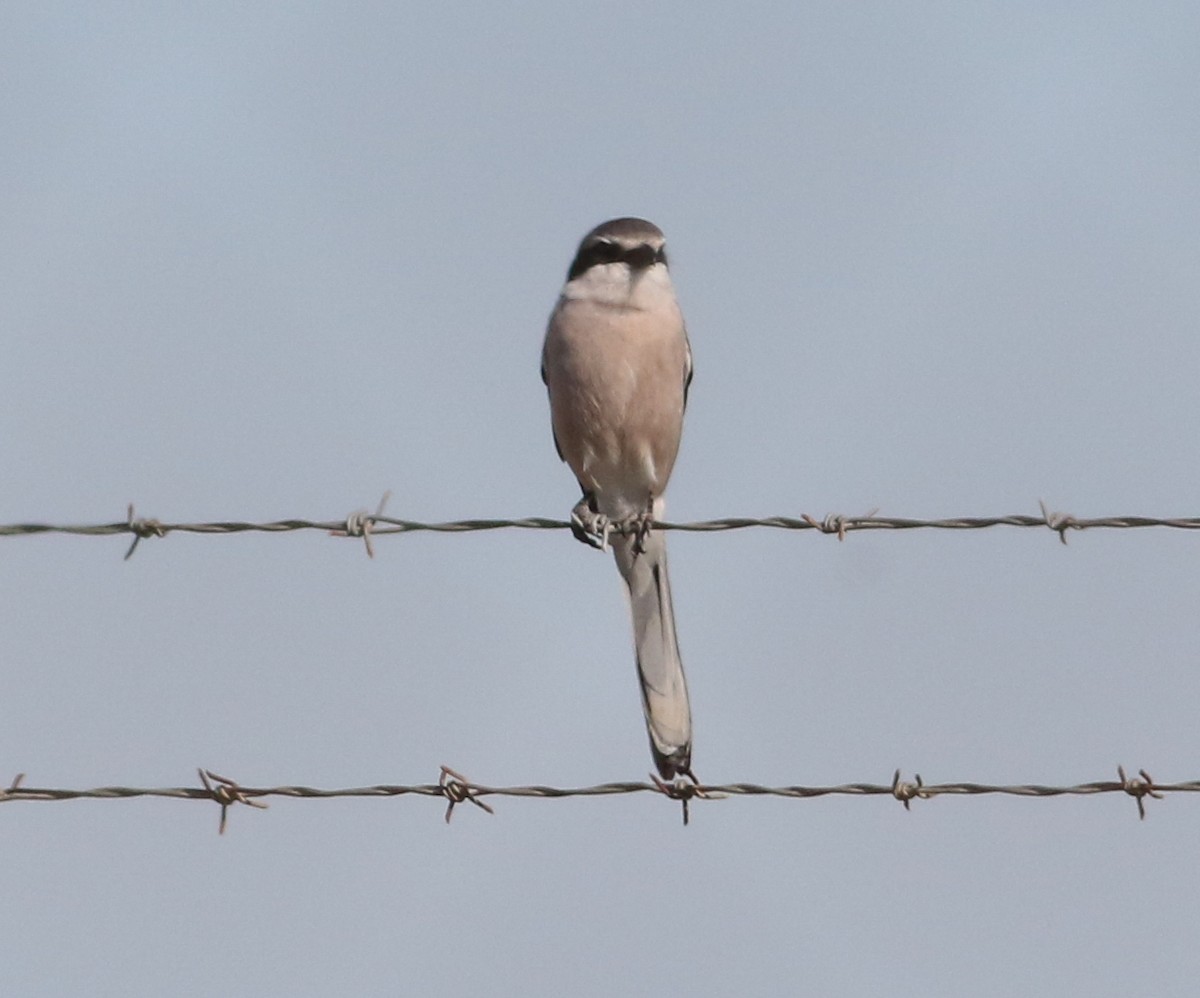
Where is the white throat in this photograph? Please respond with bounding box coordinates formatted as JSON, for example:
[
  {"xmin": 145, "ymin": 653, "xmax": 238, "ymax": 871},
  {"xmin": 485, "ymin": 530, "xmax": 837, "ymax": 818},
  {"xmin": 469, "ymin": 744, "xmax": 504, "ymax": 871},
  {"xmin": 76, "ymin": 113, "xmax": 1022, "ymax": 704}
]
[{"xmin": 562, "ymin": 261, "xmax": 676, "ymax": 311}]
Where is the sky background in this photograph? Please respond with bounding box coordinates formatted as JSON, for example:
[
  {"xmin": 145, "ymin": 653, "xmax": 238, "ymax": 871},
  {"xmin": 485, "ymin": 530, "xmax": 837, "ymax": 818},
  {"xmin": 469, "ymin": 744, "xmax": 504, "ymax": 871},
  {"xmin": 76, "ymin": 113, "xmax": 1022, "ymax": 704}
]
[{"xmin": 3, "ymin": 4, "xmax": 1200, "ymax": 996}]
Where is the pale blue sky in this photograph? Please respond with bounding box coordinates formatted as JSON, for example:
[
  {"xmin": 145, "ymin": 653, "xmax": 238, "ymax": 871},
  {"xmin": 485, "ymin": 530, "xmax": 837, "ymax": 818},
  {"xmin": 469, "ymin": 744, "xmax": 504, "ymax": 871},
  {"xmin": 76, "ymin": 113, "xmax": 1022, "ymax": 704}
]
[{"xmin": 4, "ymin": 5, "xmax": 1200, "ymax": 996}]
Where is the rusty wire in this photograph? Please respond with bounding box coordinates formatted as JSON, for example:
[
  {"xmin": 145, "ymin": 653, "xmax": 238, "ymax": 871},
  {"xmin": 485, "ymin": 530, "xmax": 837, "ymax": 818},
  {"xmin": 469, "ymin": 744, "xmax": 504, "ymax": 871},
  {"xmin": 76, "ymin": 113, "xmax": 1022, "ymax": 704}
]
[
  {"xmin": 0, "ymin": 766, "xmax": 1189, "ymax": 831},
  {"xmin": 3, "ymin": 500, "xmax": 1200, "ymax": 558}
]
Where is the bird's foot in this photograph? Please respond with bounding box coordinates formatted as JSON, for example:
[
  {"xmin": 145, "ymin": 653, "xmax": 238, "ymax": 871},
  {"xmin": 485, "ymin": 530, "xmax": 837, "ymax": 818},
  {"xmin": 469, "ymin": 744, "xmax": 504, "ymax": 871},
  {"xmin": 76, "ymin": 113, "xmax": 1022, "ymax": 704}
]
[
  {"xmin": 625, "ymin": 509, "xmax": 655, "ymax": 555},
  {"xmin": 570, "ymin": 497, "xmax": 610, "ymax": 551}
]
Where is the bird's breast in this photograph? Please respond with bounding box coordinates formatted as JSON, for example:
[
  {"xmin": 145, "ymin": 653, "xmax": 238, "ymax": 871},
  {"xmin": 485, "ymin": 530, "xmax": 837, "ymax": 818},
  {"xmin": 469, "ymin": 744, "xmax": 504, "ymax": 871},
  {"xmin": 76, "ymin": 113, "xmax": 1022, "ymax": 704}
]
[{"xmin": 544, "ymin": 298, "xmax": 688, "ymax": 516}]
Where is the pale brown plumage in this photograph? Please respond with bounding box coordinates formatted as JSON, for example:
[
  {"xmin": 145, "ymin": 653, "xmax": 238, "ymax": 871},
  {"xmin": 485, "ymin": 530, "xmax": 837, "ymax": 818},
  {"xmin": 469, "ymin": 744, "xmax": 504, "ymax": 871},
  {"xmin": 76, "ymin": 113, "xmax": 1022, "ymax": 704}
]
[{"xmin": 542, "ymin": 217, "xmax": 694, "ymax": 779}]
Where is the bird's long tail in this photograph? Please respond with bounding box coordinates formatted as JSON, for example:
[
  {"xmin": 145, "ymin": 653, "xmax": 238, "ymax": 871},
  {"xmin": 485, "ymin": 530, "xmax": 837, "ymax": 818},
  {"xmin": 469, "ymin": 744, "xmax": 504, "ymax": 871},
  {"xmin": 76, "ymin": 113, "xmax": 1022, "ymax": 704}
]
[{"xmin": 612, "ymin": 530, "xmax": 692, "ymax": 779}]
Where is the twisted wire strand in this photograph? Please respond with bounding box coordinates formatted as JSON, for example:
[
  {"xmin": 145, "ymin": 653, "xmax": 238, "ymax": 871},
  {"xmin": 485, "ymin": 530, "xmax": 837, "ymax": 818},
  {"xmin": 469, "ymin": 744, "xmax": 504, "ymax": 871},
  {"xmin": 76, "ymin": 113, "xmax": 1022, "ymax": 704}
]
[
  {"xmin": 4, "ymin": 501, "xmax": 1200, "ymax": 557},
  {"xmin": 1, "ymin": 766, "xmax": 1188, "ymax": 829},
  {"xmin": 9, "ymin": 777, "xmax": 1193, "ymax": 803}
]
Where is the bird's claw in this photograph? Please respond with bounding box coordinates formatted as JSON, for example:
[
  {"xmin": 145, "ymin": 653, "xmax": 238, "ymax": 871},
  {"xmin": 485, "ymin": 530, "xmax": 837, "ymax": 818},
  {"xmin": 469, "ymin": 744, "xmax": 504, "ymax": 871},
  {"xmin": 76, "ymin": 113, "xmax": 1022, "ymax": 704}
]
[
  {"xmin": 629, "ymin": 510, "xmax": 654, "ymax": 554},
  {"xmin": 570, "ymin": 499, "xmax": 610, "ymax": 551}
]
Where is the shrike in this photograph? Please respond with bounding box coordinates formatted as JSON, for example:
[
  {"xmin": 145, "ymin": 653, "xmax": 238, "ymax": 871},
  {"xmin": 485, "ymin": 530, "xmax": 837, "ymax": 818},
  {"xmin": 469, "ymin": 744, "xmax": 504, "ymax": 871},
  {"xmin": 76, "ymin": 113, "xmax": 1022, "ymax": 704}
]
[{"xmin": 541, "ymin": 217, "xmax": 694, "ymax": 780}]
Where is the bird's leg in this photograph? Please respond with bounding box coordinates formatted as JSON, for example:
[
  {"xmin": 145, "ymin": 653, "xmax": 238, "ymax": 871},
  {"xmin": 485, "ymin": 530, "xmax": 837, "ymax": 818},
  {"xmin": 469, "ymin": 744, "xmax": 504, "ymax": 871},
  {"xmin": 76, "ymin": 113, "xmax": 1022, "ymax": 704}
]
[{"xmin": 570, "ymin": 493, "xmax": 610, "ymax": 551}]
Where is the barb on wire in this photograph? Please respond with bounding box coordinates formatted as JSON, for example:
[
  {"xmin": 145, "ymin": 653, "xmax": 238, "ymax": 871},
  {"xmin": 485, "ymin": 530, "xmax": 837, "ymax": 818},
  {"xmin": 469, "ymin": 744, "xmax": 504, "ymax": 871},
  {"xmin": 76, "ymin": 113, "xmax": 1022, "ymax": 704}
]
[
  {"xmin": 1118, "ymin": 765, "xmax": 1164, "ymax": 821},
  {"xmin": 330, "ymin": 491, "xmax": 392, "ymax": 559},
  {"xmin": 199, "ymin": 768, "xmax": 269, "ymax": 834},
  {"xmin": 1, "ymin": 773, "xmax": 27, "ymax": 801},
  {"xmin": 4, "ymin": 501, "xmax": 1200, "ymax": 557},
  {"xmin": 1, "ymin": 766, "xmax": 1194, "ymax": 830},
  {"xmin": 439, "ymin": 766, "xmax": 495, "ymax": 823},
  {"xmin": 891, "ymin": 768, "xmax": 927, "ymax": 810},
  {"xmin": 1040, "ymin": 500, "xmax": 1079, "ymax": 545},
  {"xmin": 650, "ymin": 772, "xmax": 718, "ymax": 825},
  {"xmin": 124, "ymin": 503, "xmax": 165, "ymax": 560}
]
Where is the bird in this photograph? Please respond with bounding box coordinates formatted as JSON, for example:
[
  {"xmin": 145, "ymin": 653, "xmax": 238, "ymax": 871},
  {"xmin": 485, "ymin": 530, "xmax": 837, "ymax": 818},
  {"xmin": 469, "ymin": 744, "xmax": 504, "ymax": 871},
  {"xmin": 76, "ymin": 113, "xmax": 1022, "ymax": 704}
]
[{"xmin": 541, "ymin": 217, "xmax": 695, "ymax": 781}]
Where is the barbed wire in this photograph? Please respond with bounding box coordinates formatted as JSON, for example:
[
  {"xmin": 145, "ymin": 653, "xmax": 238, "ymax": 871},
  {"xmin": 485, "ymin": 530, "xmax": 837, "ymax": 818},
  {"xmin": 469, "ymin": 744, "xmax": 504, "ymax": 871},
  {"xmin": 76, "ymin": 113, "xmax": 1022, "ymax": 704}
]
[
  {"xmin": 1, "ymin": 765, "xmax": 1189, "ymax": 830},
  {"xmin": 3, "ymin": 499, "xmax": 1200, "ymax": 559}
]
